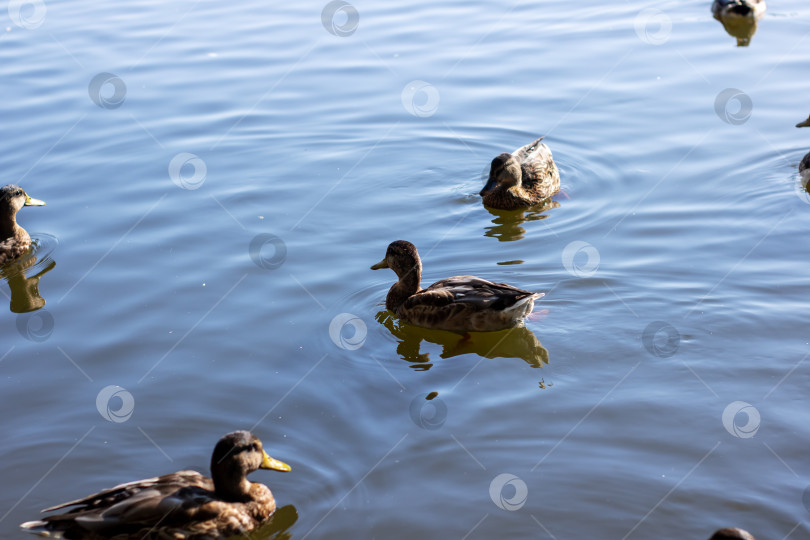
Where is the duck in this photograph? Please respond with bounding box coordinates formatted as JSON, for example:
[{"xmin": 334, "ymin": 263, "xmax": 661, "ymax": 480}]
[
  {"xmin": 0, "ymin": 184, "xmax": 45, "ymax": 267},
  {"xmin": 371, "ymin": 240, "xmax": 542, "ymax": 332},
  {"xmin": 479, "ymin": 137, "xmax": 560, "ymax": 210},
  {"xmin": 709, "ymin": 528, "xmax": 755, "ymax": 540},
  {"xmin": 21, "ymin": 431, "xmax": 291, "ymax": 540}
]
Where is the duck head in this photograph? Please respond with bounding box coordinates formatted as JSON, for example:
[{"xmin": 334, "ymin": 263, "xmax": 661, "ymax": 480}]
[
  {"xmin": 371, "ymin": 240, "xmax": 422, "ymax": 278},
  {"xmin": 480, "ymin": 153, "xmax": 522, "ymax": 196},
  {"xmin": 210, "ymin": 431, "xmax": 290, "ymax": 501},
  {"xmin": 0, "ymin": 185, "xmax": 45, "ymax": 217},
  {"xmin": 797, "ymin": 115, "xmax": 810, "ymax": 128}
]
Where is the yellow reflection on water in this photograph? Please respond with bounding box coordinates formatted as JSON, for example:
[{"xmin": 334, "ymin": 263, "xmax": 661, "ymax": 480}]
[{"xmin": 375, "ymin": 310, "xmax": 549, "ymax": 370}]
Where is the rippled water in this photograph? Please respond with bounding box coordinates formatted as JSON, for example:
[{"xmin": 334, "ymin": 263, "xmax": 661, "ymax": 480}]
[{"xmin": 2, "ymin": 1, "xmax": 810, "ymax": 538}]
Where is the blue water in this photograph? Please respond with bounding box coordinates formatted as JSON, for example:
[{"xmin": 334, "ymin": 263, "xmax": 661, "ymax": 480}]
[{"xmin": 2, "ymin": 0, "xmax": 810, "ymax": 538}]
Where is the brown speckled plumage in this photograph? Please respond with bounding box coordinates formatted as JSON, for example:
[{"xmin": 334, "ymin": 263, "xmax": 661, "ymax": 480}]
[
  {"xmin": 480, "ymin": 137, "xmax": 560, "ymax": 211},
  {"xmin": 21, "ymin": 431, "xmax": 290, "ymax": 540},
  {"xmin": 0, "ymin": 184, "xmax": 45, "ymax": 267},
  {"xmin": 371, "ymin": 240, "xmax": 541, "ymax": 333}
]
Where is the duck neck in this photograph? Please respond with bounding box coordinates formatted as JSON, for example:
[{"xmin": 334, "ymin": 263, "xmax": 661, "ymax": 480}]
[
  {"xmin": 387, "ymin": 261, "xmax": 421, "ymax": 311},
  {"xmin": 0, "ymin": 212, "xmax": 18, "ymax": 240},
  {"xmin": 212, "ymin": 468, "xmax": 253, "ymax": 502}
]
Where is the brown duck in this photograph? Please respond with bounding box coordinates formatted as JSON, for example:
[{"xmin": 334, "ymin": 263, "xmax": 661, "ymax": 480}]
[
  {"xmin": 21, "ymin": 431, "xmax": 290, "ymax": 540},
  {"xmin": 0, "ymin": 184, "xmax": 45, "ymax": 267},
  {"xmin": 480, "ymin": 137, "xmax": 560, "ymax": 210},
  {"xmin": 371, "ymin": 240, "xmax": 541, "ymax": 333}
]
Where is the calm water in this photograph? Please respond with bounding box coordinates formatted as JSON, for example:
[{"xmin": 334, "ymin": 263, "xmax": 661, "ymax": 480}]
[{"xmin": 2, "ymin": 0, "xmax": 810, "ymax": 538}]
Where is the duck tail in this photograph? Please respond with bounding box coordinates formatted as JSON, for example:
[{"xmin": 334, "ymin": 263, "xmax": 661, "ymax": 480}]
[{"xmin": 21, "ymin": 520, "xmax": 59, "ymax": 537}]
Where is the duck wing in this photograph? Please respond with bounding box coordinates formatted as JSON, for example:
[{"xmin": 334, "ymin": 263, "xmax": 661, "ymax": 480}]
[
  {"xmin": 398, "ymin": 276, "xmax": 541, "ymax": 333},
  {"xmin": 419, "ymin": 276, "xmax": 538, "ymax": 310},
  {"xmin": 27, "ymin": 471, "xmax": 217, "ymax": 537}
]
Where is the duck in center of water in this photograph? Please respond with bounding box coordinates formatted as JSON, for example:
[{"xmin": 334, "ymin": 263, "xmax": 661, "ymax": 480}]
[
  {"xmin": 371, "ymin": 240, "xmax": 542, "ymax": 333},
  {"xmin": 0, "ymin": 184, "xmax": 45, "ymax": 267},
  {"xmin": 21, "ymin": 431, "xmax": 291, "ymax": 540},
  {"xmin": 480, "ymin": 137, "xmax": 560, "ymax": 210}
]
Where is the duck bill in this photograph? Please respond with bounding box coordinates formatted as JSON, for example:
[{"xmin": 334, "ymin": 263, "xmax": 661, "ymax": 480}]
[
  {"xmin": 261, "ymin": 451, "xmax": 291, "ymax": 472},
  {"xmin": 797, "ymin": 118, "xmax": 810, "ymax": 128},
  {"xmin": 370, "ymin": 258, "xmax": 389, "ymax": 270},
  {"xmin": 480, "ymin": 177, "xmax": 496, "ymax": 196},
  {"xmin": 24, "ymin": 195, "xmax": 45, "ymax": 206}
]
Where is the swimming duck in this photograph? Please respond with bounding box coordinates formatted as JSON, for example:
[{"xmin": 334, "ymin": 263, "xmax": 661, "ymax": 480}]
[
  {"xmin": 709, "ymin": 528, "xmax": 755, "ymax": 540},
  {"xmin": 0, "ymin": 185, "xmax": 45, "ymax": 267},
  {"xmin": 371, "ymin": 240, "xmax": 542, "ymax": 332},
  {"xmin": 479, "ymin": 137, "xmax": 560, "ymax": 210},
  {"xmin": 21, "ymin": 431, "xmax": 291, "ymax": 540}
]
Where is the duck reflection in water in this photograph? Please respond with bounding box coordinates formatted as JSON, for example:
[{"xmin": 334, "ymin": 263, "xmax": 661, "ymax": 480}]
[
  {"xmin": 245, "ymin": 504, "xmax": 298, "ymax": 540},
  {"xmin": 375, "ymin": 310, "xmax": 549, "ymax": 370},
  {"xmin": 482, "ymin": 199, "xmax": 560, "ymax": 242},
  {"xmin": 711, "ymin": 0, "xmax": 766, "ymax": 47},
  {"xmin": 1, "ymin": 252, "xmax": 55, "ymax": 313}
]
